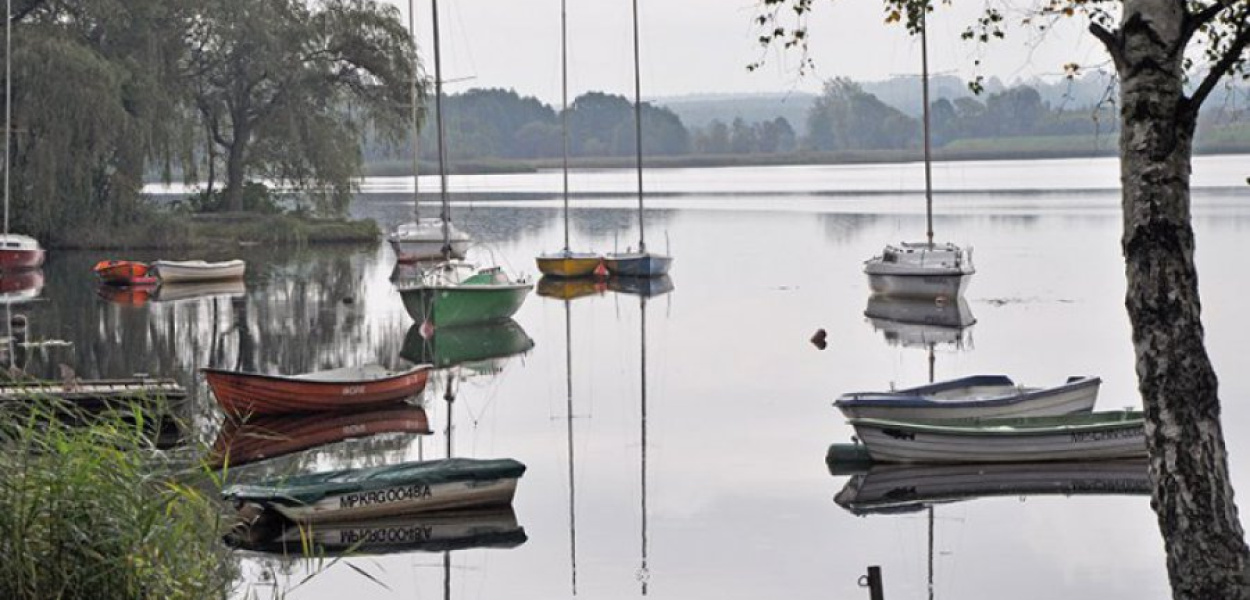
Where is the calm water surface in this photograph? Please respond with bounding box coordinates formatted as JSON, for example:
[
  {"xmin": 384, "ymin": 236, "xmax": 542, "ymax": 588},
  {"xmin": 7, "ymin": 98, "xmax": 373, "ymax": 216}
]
[{"xmin": 30, "ymin": 157, "xmax": 1250, "ymax": 598}]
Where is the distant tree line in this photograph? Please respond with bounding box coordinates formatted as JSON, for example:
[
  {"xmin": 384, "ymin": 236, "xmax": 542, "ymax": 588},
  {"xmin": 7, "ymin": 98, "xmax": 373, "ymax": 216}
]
[{"xmin": 380, "ymin": 76, "xmax": 1250, "ymax": 166}]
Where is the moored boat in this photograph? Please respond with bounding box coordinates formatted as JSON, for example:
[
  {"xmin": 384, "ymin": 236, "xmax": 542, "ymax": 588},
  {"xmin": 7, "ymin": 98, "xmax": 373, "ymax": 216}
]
[
  {"xmin": 537, "ymin": 250, "xmax": 601, "ymax": 279},
  {"xmin": 202, "ymin": 363, "xmax": 430, "ymax": 416},
  {"xmin": 223, "ymin": 457, "xmax": 527, "ymax": 524},
  {"xmin": 152, "ymin": 259, "xmax": 246, "ymax": 283},
  {"xmin": 398, "ymin": 263, "xmax": 531, "ymax": 328},
  {"xmin": 835, "ymin": 375, "xmax": 1100, "ymax": 420},
  {"xmin": 849, "ymin": 410, "xmax": 1147, "ymax": 464},
  {"xmin": 0, "ymin": 233, "xmax": 45, "ymax": 272},
  {"xmin": 210, "ymin": 406, "xmax": 432, "ymax": 468},
  {"xmin": 604, "ymin": 250, "xmax": 672, "ymax": 278},
  {"xmin": 864, "ymin": 242, "xmax": 974, "ymax": 299},
  {"xmin": 389, "ymin": 218, "xmax": 470, "ymax": 263},
  {"xmin": 93, "ymin": 260, "xmax": 156, "ymax": 286}
]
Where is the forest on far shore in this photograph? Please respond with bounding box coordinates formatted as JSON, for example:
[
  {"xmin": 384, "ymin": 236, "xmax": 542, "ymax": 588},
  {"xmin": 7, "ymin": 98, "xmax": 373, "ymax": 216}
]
[{"xmin": 366, "ymin": 75, "xmax": 1250, "ymax": 170}]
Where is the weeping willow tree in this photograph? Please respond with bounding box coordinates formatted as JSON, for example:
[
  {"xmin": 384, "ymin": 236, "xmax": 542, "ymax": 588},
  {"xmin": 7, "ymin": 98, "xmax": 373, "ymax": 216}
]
[
  {"xmin": 754, "ymin": 0, "xmax": 1250, "ymax": 597},
  {"xmin": 8, "ymin": 0, "xmax": 192, "ymax": 244},
  {"xmin": 185, "ymin": 0, "xmax": 419, "ymax": 216}
]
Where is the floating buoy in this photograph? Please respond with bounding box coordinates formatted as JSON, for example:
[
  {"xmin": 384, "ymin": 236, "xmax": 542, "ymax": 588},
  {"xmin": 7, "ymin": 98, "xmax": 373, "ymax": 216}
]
[{"xmin": 811, "ymin": 328, "xmax": 828, "ymax": 350}]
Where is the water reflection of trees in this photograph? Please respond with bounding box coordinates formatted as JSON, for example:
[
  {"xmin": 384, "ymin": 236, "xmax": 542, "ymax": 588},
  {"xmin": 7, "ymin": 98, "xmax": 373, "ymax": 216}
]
[{"xmin": 17, "ymin": 244, "xmax": 413, "ymax": 442}]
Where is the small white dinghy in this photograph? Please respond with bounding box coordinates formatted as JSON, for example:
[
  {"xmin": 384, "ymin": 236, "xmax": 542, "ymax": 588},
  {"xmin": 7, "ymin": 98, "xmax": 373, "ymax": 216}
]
[
  {"xmin": 835, "ymin": 375, "xmax": 1100, "ymax": 421},
  {"xmin": 152, "ymin": 259, "xmax": 245, "ymax": 283},
  {"xmin": 849, "ymin": 410, "xmax": 1147, "ymax": 464}
]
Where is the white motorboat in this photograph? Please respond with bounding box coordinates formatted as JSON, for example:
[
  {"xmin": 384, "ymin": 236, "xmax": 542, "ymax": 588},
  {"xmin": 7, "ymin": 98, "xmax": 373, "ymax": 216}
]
[
  {"xmin": 835, "ymin": 374, "xmax": 1099, "ymax": 420},
  {"xmin": 152, "ymin": 259, "xmax": 245, "ymax": 283}
]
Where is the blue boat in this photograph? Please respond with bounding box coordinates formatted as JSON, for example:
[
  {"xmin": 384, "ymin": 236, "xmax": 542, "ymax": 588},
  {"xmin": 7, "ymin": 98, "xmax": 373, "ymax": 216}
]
[{"xmin": 835, "ymin": 374, "xmax": 1100, "ymax": 421}]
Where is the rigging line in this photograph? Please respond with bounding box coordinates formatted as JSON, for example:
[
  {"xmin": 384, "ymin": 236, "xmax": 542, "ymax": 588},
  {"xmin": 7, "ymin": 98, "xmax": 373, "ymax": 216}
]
[
  {"xmin": 630, "ymin": 0, "xmax": 646, "ymax": 252},
  {"xmin": 408, "ymin": 0, "xmax": 420, "ymax": 218}
]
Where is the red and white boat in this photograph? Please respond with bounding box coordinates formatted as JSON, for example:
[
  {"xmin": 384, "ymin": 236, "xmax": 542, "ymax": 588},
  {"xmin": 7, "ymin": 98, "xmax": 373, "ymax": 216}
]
[
  {"xmin": 0, "ymin": 234, "xmax": 45, "ymax": 272},
  {"xmin": 202, "ymin": 364, "xmax": 431, "ymax": 416},
  {"xmin": 93, "ymin": 260, "xmax": 157, "ymax": 286}
]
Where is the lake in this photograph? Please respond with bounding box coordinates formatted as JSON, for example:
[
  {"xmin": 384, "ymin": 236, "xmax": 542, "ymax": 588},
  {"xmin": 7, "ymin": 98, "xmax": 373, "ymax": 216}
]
[{"xmin": 28, "ymin": 155, "xmax": 1250, "ymax": 598}]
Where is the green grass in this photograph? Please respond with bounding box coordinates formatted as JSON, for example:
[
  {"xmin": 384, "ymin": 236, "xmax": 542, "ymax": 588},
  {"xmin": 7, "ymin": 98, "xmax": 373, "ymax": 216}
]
[
  {"xmin": 51, "ymin": 211, "xmax": 380, "ymax": 250},
  {"xmin": 0, "ymin": 399, "xmax": 235, "ymax": 599}
]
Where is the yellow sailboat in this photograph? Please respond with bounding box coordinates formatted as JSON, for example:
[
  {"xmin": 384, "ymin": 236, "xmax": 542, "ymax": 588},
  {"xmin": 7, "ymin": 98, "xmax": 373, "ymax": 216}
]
[{"xmin": 536, "ymin": 0, "xmax": 601, "ymax": 279}]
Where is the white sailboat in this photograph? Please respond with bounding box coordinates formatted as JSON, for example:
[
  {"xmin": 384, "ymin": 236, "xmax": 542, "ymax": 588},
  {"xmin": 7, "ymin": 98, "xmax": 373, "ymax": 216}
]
[
  {"xmin": 603, "ymin": 0, "xmax": 671, "ymax": 279},
  {"xmin": 396, "ymin": 0, "xmax": 531, "ymax": 328},
  {"xmin": 388, "ymin": 0, "xmax": 470, "ymax": 264},
  {"xmin": 0, "ymin": 0, "xmax": 44, "ymax": 273},
  {"xmin": 864, "ymin": 14, "xmax": 971, "ymax": 299}
]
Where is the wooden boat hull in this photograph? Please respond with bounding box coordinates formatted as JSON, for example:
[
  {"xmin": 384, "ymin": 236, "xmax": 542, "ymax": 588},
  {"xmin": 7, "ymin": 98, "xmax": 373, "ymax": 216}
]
[
  {"xmin": 833, "ymin": 459, "xmax": 1151, "ymax": 515},
  {"xmin": 153, "ymin": 259, "xmax": 246, "ymax": 283},
  {"xmin": 210, "ymin": 406, "xmax": 432, "ymax": 468},
  {"xmin": 202, "ymin": 364, "xmax": 430, "ymax": 416},
  {"xmin": 604, "ymin": 252, "xmax": 672, "ymax": 278},
  {"xmin": 850, "ymin": 411, "xmax": 1147, "ymax": 464},
  {"xmin": 231, "ymin": 508, "xmax": 526, "ymax": 555},
  {"xmin": 400, "ymin": 284, "xmax": 531, "ymax": 328},
  {"xmin": 835, "ymin": 375, "xmax": 1100, "ymax": 420},
  {"xmin": 93, "ymin": 260, "xmax": 155, "ymax": 285},
  {"xmin": 536, "ymin": 255, "xmax": 601, "ymax": 278}
]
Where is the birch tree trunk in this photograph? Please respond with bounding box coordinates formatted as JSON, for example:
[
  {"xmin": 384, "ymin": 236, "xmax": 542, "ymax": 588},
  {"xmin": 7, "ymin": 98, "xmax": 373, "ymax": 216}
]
[{"xmin": 1112, "ymin": 2, "xmax": 1250, "ymax": 596}]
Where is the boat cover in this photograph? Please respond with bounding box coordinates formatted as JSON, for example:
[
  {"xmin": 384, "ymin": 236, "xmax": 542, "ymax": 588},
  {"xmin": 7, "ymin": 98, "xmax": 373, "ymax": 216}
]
[{"xmin": 223, "ymin": 457, "xmax": 526, "ymax": 506}]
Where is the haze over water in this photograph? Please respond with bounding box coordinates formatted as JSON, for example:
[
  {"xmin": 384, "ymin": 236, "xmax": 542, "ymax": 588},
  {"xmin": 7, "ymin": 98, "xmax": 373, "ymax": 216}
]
[{"xmin": 38, "ymin": 156, "xmax": 1250, "ymax": 598}]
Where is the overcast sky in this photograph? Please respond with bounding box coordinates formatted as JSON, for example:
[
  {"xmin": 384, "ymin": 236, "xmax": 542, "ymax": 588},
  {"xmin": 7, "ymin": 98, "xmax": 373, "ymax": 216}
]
[{"xmin": 382, "ymin": 0, "xmax": 1113, "ymax": 104}]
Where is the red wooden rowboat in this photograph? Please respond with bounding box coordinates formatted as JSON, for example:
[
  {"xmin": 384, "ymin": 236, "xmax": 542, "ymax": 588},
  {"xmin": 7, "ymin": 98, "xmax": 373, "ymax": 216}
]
[
  {"xmin": 202, "ymin": 364, "xmax": 431, "ymax": 416},
  {"xmin": 0, "ymin": 234, "xmax": 45, "ymax": 272},
  {"xmin": 93, "ymin": 260, "xmax": 157, "ymax": 286},
  {"xmin": 209, "ymin": 406, "xmax": 432, "ymax": 468}
]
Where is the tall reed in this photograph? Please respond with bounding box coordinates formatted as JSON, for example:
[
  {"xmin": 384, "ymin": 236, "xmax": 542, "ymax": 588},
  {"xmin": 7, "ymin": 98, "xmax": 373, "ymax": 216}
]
[{"xmin": 0, "ymin": 399, "xmax": 234, "ymax": 599}]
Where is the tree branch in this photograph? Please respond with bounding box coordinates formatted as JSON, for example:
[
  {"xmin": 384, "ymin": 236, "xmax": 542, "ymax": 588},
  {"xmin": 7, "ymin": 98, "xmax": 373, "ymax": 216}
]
[
  {"xmin": 11, "ymin": 0, "xmax": 48, "ymax": 23},
  {"xmin": 1089, "ymin": 22, "xmax": 1127, "ymax": 71},
  {"xmin": 1183, "ymin": 0, "xmax": 1236, "ymax": 45},
  {"xmin": 1189, "ymin": 23, "xmax": 1250, "ymax": 109}
]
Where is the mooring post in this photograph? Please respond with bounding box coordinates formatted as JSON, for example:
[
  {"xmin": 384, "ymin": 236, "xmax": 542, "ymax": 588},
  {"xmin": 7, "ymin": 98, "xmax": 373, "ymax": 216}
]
[{"xmin": 857, "ymin": 565, "xmax": 884, "ymax": 600}]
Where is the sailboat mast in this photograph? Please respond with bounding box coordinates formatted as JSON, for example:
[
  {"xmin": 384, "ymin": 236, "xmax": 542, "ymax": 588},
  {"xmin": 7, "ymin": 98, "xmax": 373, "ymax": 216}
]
[
  {"xmin": 408, "ymin": 0, "xmax": 420, "ymax": 220},
  {"xmin": 630, "ymin": 0, "xmax": 645, "ymax": 253},
  {"xmin": 920, "ymin": 11, "xmax": 934, "ymax": 247},
  {"xmin": 431, "ymin": 0, "xmax": 452, "ymax": 259},
  {"xmin": 564, "ymin": 298, "xmax": 578, "ymax": 594},
  {"xmin": 639, "ymin": 295, "xmax": 649, "ymax": 595},
  {"xmin": 928, "ymin": 505, "xmax": 935, "ymax": 600},
  {"xmin": 5, "ymin": 0, "xmax": 12, "ymax": 238},
  {"xmin": 560, "ymin": 0, "xmax": 571, "ymax": 253}
]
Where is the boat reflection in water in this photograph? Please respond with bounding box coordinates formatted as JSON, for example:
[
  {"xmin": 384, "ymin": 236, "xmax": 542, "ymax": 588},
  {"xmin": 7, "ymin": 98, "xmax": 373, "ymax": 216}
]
[
  {"xmin": 230, "ymin": 506, "xmax": 526, "ymax": 556},
  {"xmin": 153, "ymin": 279, "xmax": 246, "ymax": 303},
  {"xmin": 608, "ymin": 274, "xmax": 674, "ymax": 298},
  {"xmin": 0, "ymin": 269, "xmax": 43, "ymax": 304},
  {"xmin": 401, "ymin": 318, "xmax": 534, "ymax": 373},
  {"xmin": 832, "ymin": 459, "xmax": 1151, "ymax": 515},
  {"xmin": 536, "ymin": 275, "xmax": 605, "ymax": 301},
  {"xmin": 209, "ymin": 406, "xmax": 433, "ymax": 469},
  {"xmin": 864, "ymin": 294, "xmax": 974, "ymax": 349}
]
